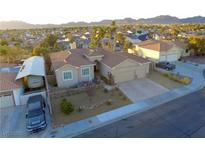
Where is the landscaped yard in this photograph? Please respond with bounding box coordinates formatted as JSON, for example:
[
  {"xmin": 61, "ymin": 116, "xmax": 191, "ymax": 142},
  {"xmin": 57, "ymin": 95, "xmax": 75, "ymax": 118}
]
[
  {"xmin": 147, "ymin": 71, "xmax": 183, "ymax": 90},
  {"xmin": 51, "ymin": 87, "xmax": 132, "ymax": 127}
]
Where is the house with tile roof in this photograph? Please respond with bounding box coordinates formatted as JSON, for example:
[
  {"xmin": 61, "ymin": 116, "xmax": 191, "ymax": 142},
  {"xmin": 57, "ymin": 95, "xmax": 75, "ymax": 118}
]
[
  {"xmin": 0, "ymin": 72, "xmax": 24, "ymax": 108},
  {"xmin": 135, "ymin": 40, "xmax": 189, "ymax": 62},
  {"xmin": 50, "ymin": 48, "xmax": 151, "ymax": 88}
]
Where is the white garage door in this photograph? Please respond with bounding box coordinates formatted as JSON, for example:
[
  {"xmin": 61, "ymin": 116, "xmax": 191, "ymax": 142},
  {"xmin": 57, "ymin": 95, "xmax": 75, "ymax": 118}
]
[
  {"xmin": 167, "ymin": 54, "xmax": 178, "ymax": 62},
  {"xmin": 114, "ymin": 70, "xmax": 135, "ymax": 83},
  {"xmin": 160, "ymin": 54, "xmax": 178, "ymax": 62},
  {"xmin": 0, "ymin": 92, "xmax": 15, "ymax": 108}
]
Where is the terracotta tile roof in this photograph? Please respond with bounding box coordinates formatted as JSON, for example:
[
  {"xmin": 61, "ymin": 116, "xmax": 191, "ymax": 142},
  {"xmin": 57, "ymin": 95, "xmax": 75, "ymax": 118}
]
[
  {"xmin": 0, "ymin": 72, "xmax": 22, "ymax": 91},
  {"xmin": 98, "ymin": 48, "xmax": 150, "ymax": 68},
  {"xmin": 137, "ymin": 40, "xmax": 185, "ymax": 52},
  {"xmin": 50, "ymin": 49, "xmax": 95, "ymax": 70},
  {"xmin": 50, "ymin": 51, "xmax": 70, "ymax": 70},
  {"xmin": 50, "ymin": 48, "xmax": 150, "ymax": 70},
  {"xmin": 65, "ymin": 49, "xmax": 95, "ymax": 67},
  {"xmin": 83, "ymin": 48, "xmax": 104, "ymax": 57}
]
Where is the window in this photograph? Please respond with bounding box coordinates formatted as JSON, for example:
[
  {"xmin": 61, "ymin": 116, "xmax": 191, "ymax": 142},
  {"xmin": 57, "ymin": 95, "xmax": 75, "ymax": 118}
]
[
  {"xmin": 81, "ymin": 67, "xmax": 90, "ymax": 77},
  {"xmin": 63, "ymin": 71, "xmax": 73, "ymax": 81}
]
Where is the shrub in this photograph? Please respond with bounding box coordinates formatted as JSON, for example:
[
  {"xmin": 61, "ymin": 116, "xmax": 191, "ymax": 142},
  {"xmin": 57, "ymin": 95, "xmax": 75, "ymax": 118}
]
[
  {"xmin": 104, "ymin": 88, "xmax": 108, "ymax": 93},
  {"xmin": 76, "ymin": 107, "xmax": 83, "ymax": 112},
  {"xmin": 101, "ymin": 76, "xmax": 108, "ymax": 83},
  {"xmin": 115, "ymin": 87, "xmax": 119, "ymax": 91},
  {"xmin": 106, "ymin": 100, "xmax": 112, "ymax": 105},
  {"xmin": 162, "ymin": 72, "xmax": 170, "ymax": 77},
  {"xmin": 162, "ymin": 72, "xmax": 191, "ymax": 85},
  {"xmin": 181, "ymin": 77, "xmax": 191, "ymax": 85},
  {"xmin": 123, "ymin": 96, "xmax": 127, "ymax": 101},
  {"xmin": 60, "ymin": 99, "xmax": 74, "ymax": 115}
]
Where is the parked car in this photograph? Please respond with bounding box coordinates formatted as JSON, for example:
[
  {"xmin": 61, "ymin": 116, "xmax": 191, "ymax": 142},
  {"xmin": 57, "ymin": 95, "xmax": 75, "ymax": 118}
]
[
  {"xmin": 26, "ymin": 95, "xmax": 47, "ymax": 133},
  {"xmin": 156, "ymin": 62, "xmax": 176, "ymax": 71}
]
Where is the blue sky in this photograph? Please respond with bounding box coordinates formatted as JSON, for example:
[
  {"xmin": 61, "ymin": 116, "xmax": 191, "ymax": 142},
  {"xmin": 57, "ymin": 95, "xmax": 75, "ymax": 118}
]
[{"xmin": 0, "ymin": 0, "xmax": 204, "ymax": 24}]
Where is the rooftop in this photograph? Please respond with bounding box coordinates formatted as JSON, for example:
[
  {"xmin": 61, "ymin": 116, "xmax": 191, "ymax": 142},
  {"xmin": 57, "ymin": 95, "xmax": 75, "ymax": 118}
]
[
  {"xmin": 137, "ymin": 40, "xmax": 186, "ymax": 52},
  {"xmin": 50, "ymin": 48, "xmax": 150, "ymax": 70},
  {"xmin": 15, "ymin": 56, "xmax": 45, "ymax": 80},
  {"xmin": 0, "ymin": 72, "xmax": 22, "ymax": 91}
]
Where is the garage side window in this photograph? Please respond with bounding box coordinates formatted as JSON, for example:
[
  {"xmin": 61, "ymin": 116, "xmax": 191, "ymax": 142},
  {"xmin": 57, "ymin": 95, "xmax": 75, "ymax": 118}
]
[
  {"xmin": 63, "ymin": 70, "xmax": 73, "ymax": 81},
  {"xmin": 81, "ymin": 67, "xmax": 90, "ymax": 77}
]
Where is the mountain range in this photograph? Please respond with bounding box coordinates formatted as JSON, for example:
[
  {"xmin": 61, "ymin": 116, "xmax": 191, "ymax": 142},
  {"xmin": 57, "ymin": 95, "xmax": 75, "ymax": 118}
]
[{"xmin": 0, "ymin": 15, "xmax": 204, "ymax": 30}]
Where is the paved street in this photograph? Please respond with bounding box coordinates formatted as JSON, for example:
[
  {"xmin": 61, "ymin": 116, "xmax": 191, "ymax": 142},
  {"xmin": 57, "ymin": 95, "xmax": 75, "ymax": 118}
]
[{"xmin": 76, "ymin": 88, "xmax": 205, "ymax": 138}]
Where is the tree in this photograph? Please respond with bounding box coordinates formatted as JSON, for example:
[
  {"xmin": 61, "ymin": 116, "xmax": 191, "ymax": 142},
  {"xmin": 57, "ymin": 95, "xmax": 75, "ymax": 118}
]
[
  {"xmin": 188, "ymin": 36, "xmax": 205, "ymax": 55},
  {"xmin": 124, "ymin": 40, "xmax": 132, "ymax": 51},
  {"xmin": 116, "ymin": 32, "xmax": 125, "ymax": 44},
  {"xmin": 40, "ymin": 34, "xmax": 57, "ymax": 49},
  {"xmin": 0, "ymin": 45, "xmax": 29, "ymax": 63},
  {"xmin": 32, "ymin": 46, "xmax": 49, "ymax": 56},
  {"xmin": 0, "ymin": 39, "xmax": 8, "ymax": 46},
  {"xmin": 111, "ymin": 21, "xmax": 116, "ymax": 27}
]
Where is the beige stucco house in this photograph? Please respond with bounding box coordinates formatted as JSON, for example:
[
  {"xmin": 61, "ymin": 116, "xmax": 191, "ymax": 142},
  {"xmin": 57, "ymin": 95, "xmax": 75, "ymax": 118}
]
[
  {"xmin": 50, "ymin": 48, "xmax": 151, "ymax": 88},
  {"xmin": 134, "ymin": 40, "xmax": 189, "ymax": 62}
]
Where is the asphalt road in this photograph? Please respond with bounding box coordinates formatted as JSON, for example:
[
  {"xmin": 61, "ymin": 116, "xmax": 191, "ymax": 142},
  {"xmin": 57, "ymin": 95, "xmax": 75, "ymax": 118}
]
[{"xmin": 76, "ymin": 88, "xmax": 205, "ymax": 138}]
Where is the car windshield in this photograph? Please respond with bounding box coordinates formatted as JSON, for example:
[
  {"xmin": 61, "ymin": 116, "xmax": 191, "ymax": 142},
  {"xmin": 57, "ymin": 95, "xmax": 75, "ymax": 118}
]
[
  {"xmin": 28, "ymin": 109, "xmax": 43, "ymax": 118},
  {"xmin": 28, "ymin": 101, "xmax": 41, "ymax": 111}
]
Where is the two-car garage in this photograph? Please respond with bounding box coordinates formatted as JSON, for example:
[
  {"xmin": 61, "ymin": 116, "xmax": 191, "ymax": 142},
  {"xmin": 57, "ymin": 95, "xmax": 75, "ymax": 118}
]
[
  {"xmin": 159, "ymin": 52, "xmax": 179, "ymax": 62},
  {"xmin": 112, "ymin": 59, "xmax": 150, "ymax": 83}
]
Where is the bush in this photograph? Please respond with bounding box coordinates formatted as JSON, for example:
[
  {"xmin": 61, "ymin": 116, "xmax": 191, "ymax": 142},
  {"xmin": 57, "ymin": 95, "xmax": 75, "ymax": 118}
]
[
  {"xmin": 123, "ymin": 96, "xmax": 127, "ymax": 101},
  {"xmin": 60, "ymin": 99, "xmax": 74, "ymax": 115},
  {"xmin": 115, "ymin": 87, "xmax": 119, "ymax": 91},
  {"xmin": 106, "ymin": 100, "xmax": 112, "ymax": 105},
  {"xmin": 76, "ymin": 107, "xmax": 83, "ymax": 112},
  {"xmin": 162, "ymin": 72, "xmax": 191, "ymax": 85},
  {"xmin": 118, "ymin": 92, "xmax": 123, "ymax": 96},
  {"xmin": 101, "ymin": 76, "xmax": 108, "ymax": 83},
  {"xmin": 181, "ymin": 77, "xmax": 191, "ymax": 85},
  {"xmin": 104, "ymin": 88, "xmax": 108, "ymax": 93}
]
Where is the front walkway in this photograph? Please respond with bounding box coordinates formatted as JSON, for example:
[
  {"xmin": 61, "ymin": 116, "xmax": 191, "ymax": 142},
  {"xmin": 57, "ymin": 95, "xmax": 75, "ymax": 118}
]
[{"xmin": 43, "ymin": 61, "xmax": 205, "ymax": 138}]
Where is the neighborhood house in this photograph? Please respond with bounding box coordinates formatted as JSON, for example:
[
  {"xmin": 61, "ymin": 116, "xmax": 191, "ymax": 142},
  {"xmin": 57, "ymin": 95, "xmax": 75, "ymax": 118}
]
[
  {"xmin": 0, "ymin": 56, "xmax": 47, "ymax": 109},
  {"xmin": 135, "ymin": 40, "xmax": 189, "ymax": 62},
  {"xmin": 50, "ymin": 48, "xmax": 151, "ymax": 88}
]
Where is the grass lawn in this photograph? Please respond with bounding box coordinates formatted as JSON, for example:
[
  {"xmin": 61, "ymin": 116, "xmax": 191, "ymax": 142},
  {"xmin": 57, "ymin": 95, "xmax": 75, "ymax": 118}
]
[
  {"xmin": 147, "ymin": 71, "xmax": 183, "ymax": 90},
  {"xmin": 51, "ymin": 87, "xmax": 132, "ymax": 127}
]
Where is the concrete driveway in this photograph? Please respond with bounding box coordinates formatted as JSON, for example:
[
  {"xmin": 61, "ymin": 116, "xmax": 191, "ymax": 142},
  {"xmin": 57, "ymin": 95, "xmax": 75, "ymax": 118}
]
[
  {"xmin": 119, "ymin": 79, "xmax": 169, "ymax": 102},
  {"xmin": 0, "ymin": 105, "xmax": 51, "ymax": 138}
]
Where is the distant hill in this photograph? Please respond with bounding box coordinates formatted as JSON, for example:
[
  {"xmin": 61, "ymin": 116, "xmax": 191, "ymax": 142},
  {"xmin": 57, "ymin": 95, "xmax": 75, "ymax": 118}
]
[
  {"xmin": 0, "ymin": 15, "xmax": 205, "ymax": 30},
  {"xmin": 180, "ymin": 16, "xmax": 205, "ymax": 23},
  {"xmin": 136, "ymin": 15, "xmax": 180, "ymax": 24},
  {"xmin": 0, "ymin": 21, "xmax": 34, "ymax": 30}
]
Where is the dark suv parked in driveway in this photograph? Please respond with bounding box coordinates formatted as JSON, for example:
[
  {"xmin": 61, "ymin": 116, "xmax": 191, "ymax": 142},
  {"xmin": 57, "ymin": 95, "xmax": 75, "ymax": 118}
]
[
  {"xmin": 156, "ymin": 61, "xmax": 176, "ymax": 71},
  {"xmin": 26, "ymin": 95, "xmax": 47, "ymax": 133}
]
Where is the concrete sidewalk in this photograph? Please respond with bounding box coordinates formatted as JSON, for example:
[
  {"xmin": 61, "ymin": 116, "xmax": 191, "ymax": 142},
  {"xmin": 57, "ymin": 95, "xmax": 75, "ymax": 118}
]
[{"xmin": 44, "ymin": 62, "xmax": 205, "ymax": 138}]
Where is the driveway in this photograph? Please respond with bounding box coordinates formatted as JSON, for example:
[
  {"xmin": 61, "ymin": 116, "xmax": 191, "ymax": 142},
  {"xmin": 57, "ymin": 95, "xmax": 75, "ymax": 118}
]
[
  {"xmin": 0, "ymin": 104, "xmax": 51, "ymax": 138},
  {"xmin": 119, "ymin": 79, "xmax": 169, "ymax": 102}
]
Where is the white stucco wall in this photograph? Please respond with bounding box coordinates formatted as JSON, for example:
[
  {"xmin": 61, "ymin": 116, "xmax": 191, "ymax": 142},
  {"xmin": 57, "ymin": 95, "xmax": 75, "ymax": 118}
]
[{"xmin": 13, "ymin": 87, "xmax": 24, "ymax": 105}]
